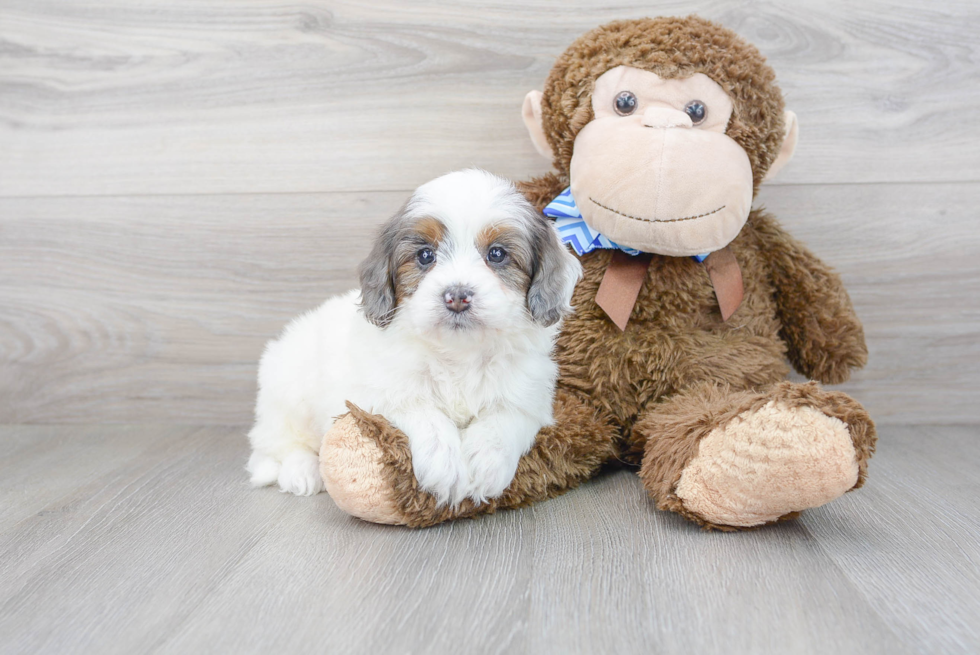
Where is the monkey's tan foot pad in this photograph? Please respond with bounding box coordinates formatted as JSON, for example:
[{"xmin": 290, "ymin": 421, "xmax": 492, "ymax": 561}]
[
  {"xmin": 320, "ymin": 411, "xmax": 409, "ymax": 525},
  {"xmin": 674, "ymin": 400, "xmax": 862, "ymax": 528}
]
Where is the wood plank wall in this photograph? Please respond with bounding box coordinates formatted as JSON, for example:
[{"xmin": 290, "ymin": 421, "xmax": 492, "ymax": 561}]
[{"xmin": 2, "ymin": 0, "xmax": 978, "ymax": 425}]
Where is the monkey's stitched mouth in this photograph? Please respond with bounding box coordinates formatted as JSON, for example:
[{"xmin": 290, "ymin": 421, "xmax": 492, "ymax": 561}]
[{"xmin": 589, "ymin": 198, "xmax": 725, "ymax": 224}]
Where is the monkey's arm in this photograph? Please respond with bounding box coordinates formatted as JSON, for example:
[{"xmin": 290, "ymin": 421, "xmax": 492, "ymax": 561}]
[
  {"xmin": 320, "ymin": 391, "xmax": 618, "ymax": 527},
  {"xmin": 750, "ymin": 211, "xmax": 867, "ymax": 384}
]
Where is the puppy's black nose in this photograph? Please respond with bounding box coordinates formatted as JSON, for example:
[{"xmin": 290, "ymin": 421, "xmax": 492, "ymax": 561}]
[{"xmin": 443, "ymin": 286, "xmax": 474, "ymax": 313}]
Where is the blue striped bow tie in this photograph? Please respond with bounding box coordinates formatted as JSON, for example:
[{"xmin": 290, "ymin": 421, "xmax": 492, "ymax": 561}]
[{"xmin": 543, "ymin": 187, "xmax": 709, "ymax": 263}]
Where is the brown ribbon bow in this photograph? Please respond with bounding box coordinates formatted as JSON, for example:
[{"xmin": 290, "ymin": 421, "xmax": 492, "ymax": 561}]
[{"xmin": 595, "ymin": 246, "xmax": 744, "ymax": 331}]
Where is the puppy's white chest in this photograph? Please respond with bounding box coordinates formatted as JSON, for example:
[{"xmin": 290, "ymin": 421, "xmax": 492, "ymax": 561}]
[
  {"xmin": 446, "ymin": 398, "xmax": 477, "ymax": 430},
  {"xmin": 426, "ymin": 357, "xmax": 497, "ymax": 429}
]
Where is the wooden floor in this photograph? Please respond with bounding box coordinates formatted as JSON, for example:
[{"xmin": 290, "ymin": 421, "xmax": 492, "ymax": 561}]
[
  {"xmin": 0, "ymin": 424, "xmax": 977, "ymax": 654},
  {"xmin": 2, "ymin": 1, "xmax": 980, "ymax": 653}
]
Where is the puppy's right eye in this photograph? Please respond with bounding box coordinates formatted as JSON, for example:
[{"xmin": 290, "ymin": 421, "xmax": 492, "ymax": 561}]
[
  {"xmin": 487, "ymin": 246, "xmax": 507, "ymax": 263},
  {"xmin": 417, "ymin": 248, "xmax": 435, "ymax": 266}
]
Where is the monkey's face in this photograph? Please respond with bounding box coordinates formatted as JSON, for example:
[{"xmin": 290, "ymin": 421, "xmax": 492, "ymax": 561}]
[{"xmin": 569, "ymin": 66, "xmax": 753, "ymax": 257}]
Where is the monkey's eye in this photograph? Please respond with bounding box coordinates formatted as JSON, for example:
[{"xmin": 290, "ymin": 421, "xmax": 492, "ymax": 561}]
[
  {"xmin": 614, "ymin": 91, "xmax": 638, "ymax": 116},
  {"xmin": 417, "ymin": 248, "xmax": 435, "ymax": 266},
  {"xmin": 684, "ymin": 100, "xmax": 707, "ymax": 125},
  {"xmin": 487, "ymin": 246, "xmax": 507, "ymax": 263}
]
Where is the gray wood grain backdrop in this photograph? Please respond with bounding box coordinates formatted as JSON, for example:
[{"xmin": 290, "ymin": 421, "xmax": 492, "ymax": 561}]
[{"xmin": 2, "ymin": 0, "xmax": 979, "ymax": 425}]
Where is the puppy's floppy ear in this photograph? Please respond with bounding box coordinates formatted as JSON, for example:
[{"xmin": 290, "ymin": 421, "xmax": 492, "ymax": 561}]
[
  {"xmin": 358, "ymin": 207, "xmax": 405, "ymax": 328},
  {"xmin": 527, "ymin": 211, "xmax": 582, "ymax": 326}
]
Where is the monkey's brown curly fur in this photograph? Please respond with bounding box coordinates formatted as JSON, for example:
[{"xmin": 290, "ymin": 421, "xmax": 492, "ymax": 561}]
[{"xmin": 323, "ymin": 16, "xmax": 876, "ymax": 530}]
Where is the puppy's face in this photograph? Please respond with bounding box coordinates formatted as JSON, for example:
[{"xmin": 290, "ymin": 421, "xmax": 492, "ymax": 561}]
[{"xmin": 358, "ymin": 170, "xmax": 581, "ymax": 336}]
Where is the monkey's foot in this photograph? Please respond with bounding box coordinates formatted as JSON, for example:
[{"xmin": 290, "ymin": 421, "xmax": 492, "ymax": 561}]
[
  {"xmin": 321, "ymin": 394, "xmax": 618, "ymax": 528},
  {"xmin": 320, "ymin": 410, "xmax": 408, "ymax": 525},
  {"xmin": 638, "ymin": 382, "xmax": 876, "ymax": 530}
]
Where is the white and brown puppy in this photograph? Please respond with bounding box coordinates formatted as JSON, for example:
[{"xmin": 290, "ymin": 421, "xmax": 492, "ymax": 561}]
[{"xmin": 247, "ymin": 169, "xmax": 582, "ymax": 505}]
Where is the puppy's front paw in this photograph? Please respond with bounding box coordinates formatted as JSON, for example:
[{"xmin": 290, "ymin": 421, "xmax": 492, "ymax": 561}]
[
  {"xmin": 412, "ymin": 437, "xmax": 469, "ymax": 507},
  {"xmin": 277, "ymin": 450, "xmax": 325, "ymax": 496},
  {"xmin": 389, "ymin": 409, "xmax": 468, "ymax": 507},
  {"xmin": 462, "ymin": 436, "xmax": 523, "ymax": 505}
]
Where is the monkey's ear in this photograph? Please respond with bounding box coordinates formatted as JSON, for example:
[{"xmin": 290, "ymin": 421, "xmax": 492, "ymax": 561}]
[
  {"xmin": 763, "ymin": 110, "xmax": 799, "ymax": 182},
  {"xmin": 522, "ymin": 90, "xmax": 554, "ymax": 160}
]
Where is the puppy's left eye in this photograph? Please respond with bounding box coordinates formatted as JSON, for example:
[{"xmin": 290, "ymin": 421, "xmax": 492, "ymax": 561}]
[
  {"xmin": 417, "ymin": 248, "xmax": 435, "ymax": 266},
  {"xmin": 487, "ymin": 246, "xmax": 507, "ymax": 264}
]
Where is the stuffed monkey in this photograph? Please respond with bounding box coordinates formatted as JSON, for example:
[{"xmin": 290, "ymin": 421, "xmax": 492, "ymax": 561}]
[{"xmin": 319, "ymin": 15, "xmax": 876, "ymax": 530}]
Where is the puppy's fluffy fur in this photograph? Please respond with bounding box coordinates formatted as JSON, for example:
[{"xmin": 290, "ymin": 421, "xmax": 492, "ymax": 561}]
[{"xmin": 247, "ymin": 170, "xmax": 582, "ymax": 504}]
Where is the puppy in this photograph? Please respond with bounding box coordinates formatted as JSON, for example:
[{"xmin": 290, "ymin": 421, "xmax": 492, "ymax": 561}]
[{"xmin": 247, "ymin": 169, "xmax": 582, "ymax": 505}]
